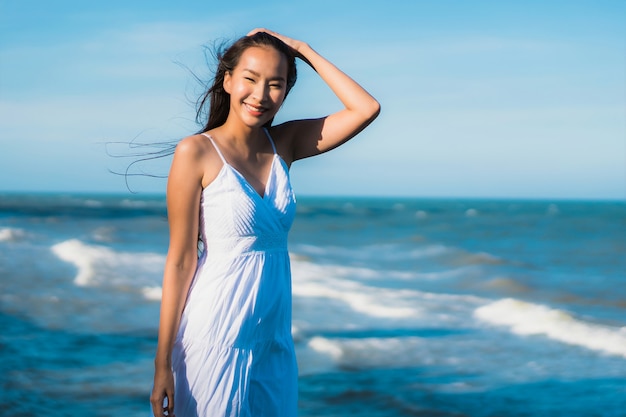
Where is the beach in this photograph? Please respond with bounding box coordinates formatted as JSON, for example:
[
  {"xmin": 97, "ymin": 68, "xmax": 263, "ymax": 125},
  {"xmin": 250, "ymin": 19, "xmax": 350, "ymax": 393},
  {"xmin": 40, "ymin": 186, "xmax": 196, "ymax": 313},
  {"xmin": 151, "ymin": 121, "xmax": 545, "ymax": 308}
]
[{"xmin": 1, "ymin": 193, "xmax": 625, "ymax": 416}]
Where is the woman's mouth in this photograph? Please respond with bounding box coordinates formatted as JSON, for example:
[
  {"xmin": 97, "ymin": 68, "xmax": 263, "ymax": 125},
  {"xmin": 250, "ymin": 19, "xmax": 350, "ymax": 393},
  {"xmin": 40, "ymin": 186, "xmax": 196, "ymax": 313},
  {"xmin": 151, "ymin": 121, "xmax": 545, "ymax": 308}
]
[{"xmin": 244, "ymin": 103, "xmax": 266, "ymax": 116}]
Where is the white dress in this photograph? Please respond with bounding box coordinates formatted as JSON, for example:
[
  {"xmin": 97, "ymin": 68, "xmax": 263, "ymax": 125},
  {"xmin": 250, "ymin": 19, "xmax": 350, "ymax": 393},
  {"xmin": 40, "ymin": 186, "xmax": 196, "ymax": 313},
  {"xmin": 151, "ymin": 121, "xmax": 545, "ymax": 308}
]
[{"xmin": 170, "ymin": 129, "xmax": 298, "ymax": 416}]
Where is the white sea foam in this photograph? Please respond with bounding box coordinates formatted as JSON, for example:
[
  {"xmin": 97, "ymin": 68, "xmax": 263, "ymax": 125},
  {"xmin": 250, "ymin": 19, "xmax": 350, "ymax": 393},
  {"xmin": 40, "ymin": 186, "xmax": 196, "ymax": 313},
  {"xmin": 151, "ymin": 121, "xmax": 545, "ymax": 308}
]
[
  {"xmin": 142, "ymin": 286, "xmax": 163, "ymax": 301},
  {"xmin": 307, "ymin": 336, "xmax": 417, "ymax": 365},
  {"xmin": 120, "ymin": 198, "xmax": 162, "ymax": 208},
  {"xmin": 291, "ymin": 257, "xmax": 484, "ymax": 334},
  {"xmin": 308, "ymin": 336, "xmax": 344, "ymax": 360},
  {"xmin": 546, "ymin": 203, "xmax": 559, "ymax": 215},
  {"xmin": 120, "ymin": 199, "xmax": 147, "ymax": 208},
  {"xmin": 294, "ymin": 242, "xmax": 458, "ymax": 265},
  {"xmin": 388, "ymin": 266, "xmax": 474, "ymax": 281},
  {"xmin": 474, "ymin": 298, "xmax": 626, "ymax": 358},
  {"xmin": 295, "ymin": 278, "xmax": 419, "ymax": 318},
  {"xmin": 51, "ymin": 239, "xmax": 164, "ymax": 289},
  {"xmin": 84, "ymin": 199, "xmax": 103, "ymax": 208},
  {"xmin": 290, "ymin": 248, "xmax": 476, "ymax": 283},
  {"xmin": 0, "ymin": 227, "xmax": 26, "ymax": 242},
  {"xmin": 300, "ymin": 335, "xmax": 467, "ymax": 374},
  {"xmin": 292, "ymin": 259, "xmax": 418, "ymax": 319}
]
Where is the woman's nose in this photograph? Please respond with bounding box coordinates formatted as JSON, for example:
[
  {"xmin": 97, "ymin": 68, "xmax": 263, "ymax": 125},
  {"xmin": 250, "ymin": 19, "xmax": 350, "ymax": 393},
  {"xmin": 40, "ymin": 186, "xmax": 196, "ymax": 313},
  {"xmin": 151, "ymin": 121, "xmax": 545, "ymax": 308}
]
[{"xmin": 252, "ymin": 83, "xmax": 269, "ymax": 102}]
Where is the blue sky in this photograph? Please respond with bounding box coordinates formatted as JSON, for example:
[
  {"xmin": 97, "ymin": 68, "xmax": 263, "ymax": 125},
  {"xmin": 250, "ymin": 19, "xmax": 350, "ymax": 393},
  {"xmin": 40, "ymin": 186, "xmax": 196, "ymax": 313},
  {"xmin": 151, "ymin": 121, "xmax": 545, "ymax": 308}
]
[{"xmin": 1, "ymin": 0, "xmax": 624, "ymax": 199}]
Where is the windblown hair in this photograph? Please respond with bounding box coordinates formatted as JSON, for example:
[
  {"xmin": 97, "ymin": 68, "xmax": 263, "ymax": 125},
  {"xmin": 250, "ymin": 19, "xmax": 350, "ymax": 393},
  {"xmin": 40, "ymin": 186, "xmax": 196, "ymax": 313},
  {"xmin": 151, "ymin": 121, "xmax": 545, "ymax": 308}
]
[
  {"xmin": 196, "ymin": 31, "xmax": 298, "ymax": 133},
  {"xmin": 109, "ymin": 32, "xmax": 296, "ymax": 192}
]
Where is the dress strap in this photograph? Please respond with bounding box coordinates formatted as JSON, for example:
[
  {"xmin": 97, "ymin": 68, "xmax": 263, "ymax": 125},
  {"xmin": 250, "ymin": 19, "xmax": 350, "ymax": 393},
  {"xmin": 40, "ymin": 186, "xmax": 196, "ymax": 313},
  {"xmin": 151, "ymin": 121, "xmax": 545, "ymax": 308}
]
[
  {"xmin": 200, "ymin": 133, "xmax": 227, "ymax": 164},
  {"xmin": 263, "ymin": 128, "xmax": 278, "ymax": 155}
]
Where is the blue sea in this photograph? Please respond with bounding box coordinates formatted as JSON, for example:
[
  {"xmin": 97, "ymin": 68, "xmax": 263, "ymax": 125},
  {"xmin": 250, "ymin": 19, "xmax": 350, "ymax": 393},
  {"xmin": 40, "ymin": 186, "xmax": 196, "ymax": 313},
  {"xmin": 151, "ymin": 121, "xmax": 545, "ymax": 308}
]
[{"xmin": 1, "ymin": 193, "xmax": 625, "ymax": 416}]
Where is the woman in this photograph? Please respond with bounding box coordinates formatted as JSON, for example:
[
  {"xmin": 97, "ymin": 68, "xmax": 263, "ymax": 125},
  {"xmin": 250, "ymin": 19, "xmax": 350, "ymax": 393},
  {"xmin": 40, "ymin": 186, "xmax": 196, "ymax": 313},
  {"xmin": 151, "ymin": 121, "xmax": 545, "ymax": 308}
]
[{"xmin": 151, "ymin": 28, "xmax": 379, "ymax": 417}]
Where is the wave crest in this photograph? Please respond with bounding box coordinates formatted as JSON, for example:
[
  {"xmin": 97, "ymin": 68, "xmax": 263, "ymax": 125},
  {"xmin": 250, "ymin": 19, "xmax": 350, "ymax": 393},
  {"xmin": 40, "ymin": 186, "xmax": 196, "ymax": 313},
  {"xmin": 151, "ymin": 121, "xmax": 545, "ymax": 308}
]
[
  {"xmin": 474, "ymin": 298, "xmax": 626, "ymax": 358},
  {"xmin": 51, "ymin": 239, "xmax": 164, "ymax": 290}
]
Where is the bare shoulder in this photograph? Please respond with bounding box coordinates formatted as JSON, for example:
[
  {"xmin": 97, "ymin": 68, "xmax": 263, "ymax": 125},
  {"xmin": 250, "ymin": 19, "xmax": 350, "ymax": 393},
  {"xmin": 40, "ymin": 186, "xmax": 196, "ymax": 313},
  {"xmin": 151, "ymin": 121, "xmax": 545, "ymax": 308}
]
[
  {"xmin": 175, "ymin": 134, "xmax": 211, "ymax": 159},
  {"xmin": 173, "ymin": 133, "xmax": 224, "ymax": 189}
]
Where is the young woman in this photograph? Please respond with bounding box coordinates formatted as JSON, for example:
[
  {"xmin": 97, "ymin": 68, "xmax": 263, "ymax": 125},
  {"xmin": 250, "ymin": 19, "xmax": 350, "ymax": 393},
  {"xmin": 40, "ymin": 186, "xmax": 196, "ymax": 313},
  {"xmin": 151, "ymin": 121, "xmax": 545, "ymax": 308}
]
[{"xmin": 150, "ymin": 28, "xmax": 379, "ymax": 417}]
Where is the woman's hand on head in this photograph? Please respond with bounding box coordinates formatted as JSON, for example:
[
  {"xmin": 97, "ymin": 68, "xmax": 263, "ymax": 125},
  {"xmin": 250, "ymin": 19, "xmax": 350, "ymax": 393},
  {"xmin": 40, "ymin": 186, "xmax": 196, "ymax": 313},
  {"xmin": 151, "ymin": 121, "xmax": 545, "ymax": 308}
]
[{"xmin": 247, "ymin": 28, "xmax": 307, "ymax": 56}]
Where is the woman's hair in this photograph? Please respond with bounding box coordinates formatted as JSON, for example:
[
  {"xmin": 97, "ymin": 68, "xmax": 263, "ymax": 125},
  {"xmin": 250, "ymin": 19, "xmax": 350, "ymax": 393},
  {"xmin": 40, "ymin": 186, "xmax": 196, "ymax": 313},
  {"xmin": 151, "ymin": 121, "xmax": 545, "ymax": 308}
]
[
  {"xmin": 196, "ymin": 31, "xmax": 298, "ymax": 133},
  {"xmin": 110, "ymin": 32, "xmax": 297, "ymax": 192}
]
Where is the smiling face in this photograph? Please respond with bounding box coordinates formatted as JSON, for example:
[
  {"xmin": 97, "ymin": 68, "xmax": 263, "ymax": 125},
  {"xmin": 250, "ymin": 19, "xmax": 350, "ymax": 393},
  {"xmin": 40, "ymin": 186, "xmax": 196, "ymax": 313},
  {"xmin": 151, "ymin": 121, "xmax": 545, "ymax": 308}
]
[{"xmin": 223, "ymin": 46, "xmax": 289, "ymax": 129}]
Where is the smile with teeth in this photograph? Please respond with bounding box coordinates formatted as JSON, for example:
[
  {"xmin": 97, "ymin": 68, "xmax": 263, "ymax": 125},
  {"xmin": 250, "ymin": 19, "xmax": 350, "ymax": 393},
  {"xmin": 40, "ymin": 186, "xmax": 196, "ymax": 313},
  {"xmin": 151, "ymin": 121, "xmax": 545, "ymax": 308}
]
[{"xmin": 244, "ymin": 103, "xmax": 266, "ymax": 116}]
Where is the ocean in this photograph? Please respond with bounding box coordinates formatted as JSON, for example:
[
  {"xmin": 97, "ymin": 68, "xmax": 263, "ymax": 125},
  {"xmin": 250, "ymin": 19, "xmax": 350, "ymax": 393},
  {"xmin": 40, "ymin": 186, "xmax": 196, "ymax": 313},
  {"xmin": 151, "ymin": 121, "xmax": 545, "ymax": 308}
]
[{"xmin": 1, "ymin": 193, "xmax": 625, "ymax": 416}]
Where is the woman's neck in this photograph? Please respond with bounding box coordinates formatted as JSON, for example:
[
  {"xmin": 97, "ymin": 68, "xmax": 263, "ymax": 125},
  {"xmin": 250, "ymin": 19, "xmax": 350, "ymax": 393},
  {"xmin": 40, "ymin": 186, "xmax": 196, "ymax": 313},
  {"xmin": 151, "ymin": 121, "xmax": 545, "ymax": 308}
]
[{"xmin": 210, "ymin": 119, "xmax": 268, "ymax": 158}]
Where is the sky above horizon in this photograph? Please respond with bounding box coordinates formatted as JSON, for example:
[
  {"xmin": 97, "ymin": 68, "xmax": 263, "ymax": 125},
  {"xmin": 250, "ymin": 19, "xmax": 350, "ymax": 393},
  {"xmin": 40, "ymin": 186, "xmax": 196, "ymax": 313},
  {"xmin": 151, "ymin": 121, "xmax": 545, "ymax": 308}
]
[{"xmin": 1, "ymin": 0, "xmax": 624, "ymax": 199}]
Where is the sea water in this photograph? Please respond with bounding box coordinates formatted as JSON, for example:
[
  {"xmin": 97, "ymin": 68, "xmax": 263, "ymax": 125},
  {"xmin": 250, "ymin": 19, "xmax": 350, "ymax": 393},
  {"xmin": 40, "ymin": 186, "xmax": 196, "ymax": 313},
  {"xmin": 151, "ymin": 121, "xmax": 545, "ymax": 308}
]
[{"xmin": 1, "ymin": 193, "xmax": 625, "ymax": 416}]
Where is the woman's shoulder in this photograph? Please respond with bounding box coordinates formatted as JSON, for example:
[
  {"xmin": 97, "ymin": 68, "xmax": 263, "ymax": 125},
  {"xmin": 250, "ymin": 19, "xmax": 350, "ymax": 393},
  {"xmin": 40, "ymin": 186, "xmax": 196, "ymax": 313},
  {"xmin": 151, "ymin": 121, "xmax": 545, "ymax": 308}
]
[
  {"xmin": 174, "ymin": 133, "xmax": 218, "ymax": 163},
  {"xmin": 176, "ymin": 133, "xmax": 208, "ymax": 154},
  {"xmin": 172, "ymin": 133, "xmax": 224, "ymax": 188}
]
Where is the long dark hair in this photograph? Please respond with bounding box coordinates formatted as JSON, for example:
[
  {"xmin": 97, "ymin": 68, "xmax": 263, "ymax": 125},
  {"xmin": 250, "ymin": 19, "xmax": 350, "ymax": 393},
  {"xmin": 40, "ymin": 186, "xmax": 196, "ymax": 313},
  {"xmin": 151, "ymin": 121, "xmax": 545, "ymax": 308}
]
[
  {"xmin": 109, "ymin": 32, "xmax": 296, "ymax": 191},
  {"xmin": 195, "ymin": 31, "xmax": 298, "ymax": 133}
]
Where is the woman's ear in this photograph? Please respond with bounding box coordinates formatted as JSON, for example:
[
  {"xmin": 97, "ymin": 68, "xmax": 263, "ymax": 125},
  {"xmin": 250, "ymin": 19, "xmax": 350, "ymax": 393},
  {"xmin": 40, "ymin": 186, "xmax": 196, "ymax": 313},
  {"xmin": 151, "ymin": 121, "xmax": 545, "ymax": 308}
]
[{"xmin": 223, "ymin": 71, "xmax": 232, "ymax": 94}]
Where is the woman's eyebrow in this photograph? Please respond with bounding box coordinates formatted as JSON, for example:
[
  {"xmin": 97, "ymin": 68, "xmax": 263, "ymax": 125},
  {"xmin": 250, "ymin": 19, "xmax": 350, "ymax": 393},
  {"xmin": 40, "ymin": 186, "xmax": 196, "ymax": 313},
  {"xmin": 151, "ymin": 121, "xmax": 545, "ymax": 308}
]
[{"xmin": 242, "ymin": 68, "xmax": 286, "ymax": 81}]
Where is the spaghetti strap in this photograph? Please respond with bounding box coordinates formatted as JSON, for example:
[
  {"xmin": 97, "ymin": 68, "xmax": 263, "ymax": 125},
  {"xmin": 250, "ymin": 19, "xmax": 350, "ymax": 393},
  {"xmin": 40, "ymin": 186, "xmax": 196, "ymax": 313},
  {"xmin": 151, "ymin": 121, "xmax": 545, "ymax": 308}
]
[
  {"xmin": 201, "ymin": 133, "xmax": 227, "ymax": 164},
  {"xmin": 263, "ymin": 128, "xmax": 278, "ymax": 155}
]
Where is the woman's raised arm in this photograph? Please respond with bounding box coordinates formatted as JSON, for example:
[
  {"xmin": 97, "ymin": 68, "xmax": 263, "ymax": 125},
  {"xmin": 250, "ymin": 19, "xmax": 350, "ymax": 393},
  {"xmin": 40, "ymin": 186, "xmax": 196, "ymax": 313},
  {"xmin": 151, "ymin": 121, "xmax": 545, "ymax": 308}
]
[{"xmin": 249, "ymin": 28, "xmax": 380, "ymax": 163}]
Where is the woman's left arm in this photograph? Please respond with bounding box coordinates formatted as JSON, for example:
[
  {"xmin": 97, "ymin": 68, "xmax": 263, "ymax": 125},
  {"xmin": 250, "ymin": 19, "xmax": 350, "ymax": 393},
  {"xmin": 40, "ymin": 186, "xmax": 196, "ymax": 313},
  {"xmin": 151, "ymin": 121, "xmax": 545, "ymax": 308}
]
[{"xmin": 251, "ymin": 29, "xmax": 380, "ymax": 162}]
